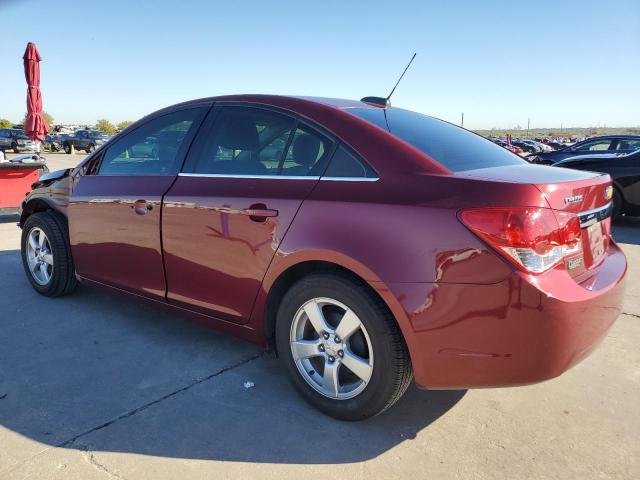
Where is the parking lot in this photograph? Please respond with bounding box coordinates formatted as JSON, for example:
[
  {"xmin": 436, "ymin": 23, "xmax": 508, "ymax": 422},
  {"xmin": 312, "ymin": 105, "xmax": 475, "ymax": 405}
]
[{"xmin": 1, "ymin": 153, "xmax": 639, "ymax": 480}]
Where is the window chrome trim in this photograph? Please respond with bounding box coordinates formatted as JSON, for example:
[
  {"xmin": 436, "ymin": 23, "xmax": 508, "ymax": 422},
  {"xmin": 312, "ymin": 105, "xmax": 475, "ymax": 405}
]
[
  {"xmin": 320, "ymin": 176, "xmax": 380, "ymax": 182},
  {"xmin": 177, "ymin": 172, "xmax": 380, "ymax": 182},
  {"xmin": 178, "ymin": 173, "xmax": 320, "ymax": 180},
  {"xmin": 578, "ymin": 202, "xmax": 611, "ymax": 228}
]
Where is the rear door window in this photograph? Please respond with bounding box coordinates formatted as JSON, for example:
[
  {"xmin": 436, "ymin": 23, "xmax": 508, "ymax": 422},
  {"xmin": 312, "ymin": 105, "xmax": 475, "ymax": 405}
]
[
  {"xmin": 616, "ymin": 139, "xmax": 640, "ymax": 150},
  {"xmin": 575, "ymin": 139, "xmax": 613, "ymax": 152},
  {"xmin": 184, "ymin": 106, "xmax": 334, "ymax": 177},
  {"xmin": 347, "ymin": 107, "xmax": 525, "ymax": 172}
]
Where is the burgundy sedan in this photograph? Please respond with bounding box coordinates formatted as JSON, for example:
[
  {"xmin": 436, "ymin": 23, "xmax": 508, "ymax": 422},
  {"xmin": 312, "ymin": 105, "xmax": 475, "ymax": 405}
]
[{"xmin": 19, "ymin": 95, "xmax": 626, "ymax": 420}]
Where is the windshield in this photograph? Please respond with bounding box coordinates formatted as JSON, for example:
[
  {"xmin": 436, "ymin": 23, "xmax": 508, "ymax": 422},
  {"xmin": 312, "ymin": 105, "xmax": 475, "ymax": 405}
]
[
  {"xmin": 347, "ymin": 107, "xmax": 526, "ymax": 172},
  {"xmin": 89, "ymin": 130, "xmax": 107, "ymax": 138},
  {"xmin": 11, "ymin": 129, "xmax": 28, "ymax": 139}
]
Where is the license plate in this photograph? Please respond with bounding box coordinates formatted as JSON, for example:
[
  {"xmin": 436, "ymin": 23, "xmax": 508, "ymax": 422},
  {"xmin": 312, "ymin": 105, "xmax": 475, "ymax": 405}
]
[{"xmin": 587, "ymin": 221, "xmax": 606, "ymax": 263}]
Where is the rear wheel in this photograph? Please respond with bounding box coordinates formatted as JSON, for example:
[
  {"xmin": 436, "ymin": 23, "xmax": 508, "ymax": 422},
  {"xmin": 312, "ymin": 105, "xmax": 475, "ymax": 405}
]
[
  {"xmin": 87, "ymin": 144, "xmax": 95, "ymax": 153},
  {"xmin": 275, "ymin": 273, "xmax": 412, "ymax": 421},
  {"xmin": 21, "ymin": 211, "xmax": 77, "ymax": 297},
  {"xmin": 12, "ymin": 142, "xmax": 19, "ymax": 153},
  {"xmin": 63, "ymin": 143, "xmax": 71, "ymax": 154}
]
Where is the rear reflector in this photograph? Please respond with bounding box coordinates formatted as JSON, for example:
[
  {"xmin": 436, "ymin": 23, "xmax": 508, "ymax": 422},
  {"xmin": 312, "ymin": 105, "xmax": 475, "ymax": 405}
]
[{"xmin": 459, "ymin": 207, "xmax": 582, "ymax": 274}]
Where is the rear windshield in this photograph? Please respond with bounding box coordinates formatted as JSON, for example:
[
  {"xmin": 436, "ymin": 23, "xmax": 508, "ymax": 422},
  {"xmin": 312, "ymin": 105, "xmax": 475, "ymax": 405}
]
[{"xmin": 347, "ymin": 107, "xmax": 526, "ymax": 172}]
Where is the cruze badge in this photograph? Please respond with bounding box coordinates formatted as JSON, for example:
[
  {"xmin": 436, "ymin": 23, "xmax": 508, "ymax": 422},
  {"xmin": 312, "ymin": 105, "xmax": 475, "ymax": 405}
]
[{"xmin": 564, "ymin": 194, "xmax": 584, "ymax": 205}]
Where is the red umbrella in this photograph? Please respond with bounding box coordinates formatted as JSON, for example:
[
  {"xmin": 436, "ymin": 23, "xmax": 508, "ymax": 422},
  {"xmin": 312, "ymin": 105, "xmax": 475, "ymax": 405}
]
[{"xmin": 23, "ymin": 42, "xmax": 49, "ymax": 143}]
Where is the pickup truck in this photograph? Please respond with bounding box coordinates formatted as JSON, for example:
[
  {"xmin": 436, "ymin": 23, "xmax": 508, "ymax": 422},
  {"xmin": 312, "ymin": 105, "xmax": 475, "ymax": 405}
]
[
  {"xmin": 61, "ymin": 130, "xmax": 110, "ymax": 154},
  {"xmin": 0, "ymin": 128, "xmax": 37, "ymax": 153}
]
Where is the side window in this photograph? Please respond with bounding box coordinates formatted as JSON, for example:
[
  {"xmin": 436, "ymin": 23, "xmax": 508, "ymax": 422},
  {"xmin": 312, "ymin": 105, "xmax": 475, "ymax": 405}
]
[
  {"xmin": 280, "ymin": 125, "xmax": 334, "ymax": 176},
  {"xmin": 576, "ymin": 139, "xmax": 612, "ymax": 152},
  {"xmin": 185, "ymin": 106, "xmax": 334, "ymax": 176},
  {"xmin": 616, "ymin": 139, "xmax": 640, "ymax": 150},
  {"xmin": 323, "ymin": 145, "xmax": 378, "ymax": 179},
  {"xmin": 98, "ymin": 108, "xmax": 202, "ymax": 176}
]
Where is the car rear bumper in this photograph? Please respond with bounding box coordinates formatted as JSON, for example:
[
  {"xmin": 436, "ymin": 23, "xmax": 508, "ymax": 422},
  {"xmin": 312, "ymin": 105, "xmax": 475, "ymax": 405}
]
[{"xmin": 377, "ymin": 241, "xmax": 627, "ymax": 389}]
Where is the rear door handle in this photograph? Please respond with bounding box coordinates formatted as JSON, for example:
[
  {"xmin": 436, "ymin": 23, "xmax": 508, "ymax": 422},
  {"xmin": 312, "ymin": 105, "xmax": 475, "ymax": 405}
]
[{"xmin": 239, "ymin": 203, "xmax": 278, "ymax": 222}]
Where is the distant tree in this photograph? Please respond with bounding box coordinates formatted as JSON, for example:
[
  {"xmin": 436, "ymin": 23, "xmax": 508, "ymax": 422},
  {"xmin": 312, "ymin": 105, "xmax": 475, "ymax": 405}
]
[
  {"xmin": 95, "ymin": 119, "xmax": 116, "ymax": 135},
  {"xmin": 117, "ymin": 120, "xmax": 134, "ymax": 131},
  {"xmin": 22, "ymin": 111, "xmax": 53, "ymax": 126},
  {"xmin": 0, "ymin": 118, "xmax": 12, "ymax": 128}
]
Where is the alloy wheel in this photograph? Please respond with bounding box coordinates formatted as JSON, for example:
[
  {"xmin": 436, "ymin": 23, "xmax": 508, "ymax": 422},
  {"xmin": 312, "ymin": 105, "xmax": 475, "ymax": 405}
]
[
  {"xmin": 26, "ymin": 227, "xmax": 54, "ymax": 285},
  {"xmin": 289, "ymin": 297, "xmax": 374, "ymax": 400}
]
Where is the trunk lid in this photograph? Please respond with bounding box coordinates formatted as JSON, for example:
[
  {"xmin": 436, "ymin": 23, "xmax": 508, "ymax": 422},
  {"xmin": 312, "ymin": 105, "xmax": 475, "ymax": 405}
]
[{"xmin": 460, "ymin": 164, "xmax": 613, "ymax": 275}]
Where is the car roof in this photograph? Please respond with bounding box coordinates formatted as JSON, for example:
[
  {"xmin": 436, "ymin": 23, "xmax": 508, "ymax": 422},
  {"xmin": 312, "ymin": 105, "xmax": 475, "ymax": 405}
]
[
  {"xmin": 168, "ymin": 94, "xmax": 383, "ymax": 112},
  {"xmin": 577, "ymin": 134, "xmax": 640, "ymax": 141}
]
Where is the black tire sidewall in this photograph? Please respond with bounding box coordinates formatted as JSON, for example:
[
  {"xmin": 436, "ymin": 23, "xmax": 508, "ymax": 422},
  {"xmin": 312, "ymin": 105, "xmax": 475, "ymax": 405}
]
[
  {"xmin": 20, "ymin": 212, "xmax": 75, "ymax": 296},
  {"xmin": 612, "ymin": 189, "xmax": 623, "ymax": 218},
  {"xmin": 275, "ymin": 274, "xmax": 406, "ymax": 420}
]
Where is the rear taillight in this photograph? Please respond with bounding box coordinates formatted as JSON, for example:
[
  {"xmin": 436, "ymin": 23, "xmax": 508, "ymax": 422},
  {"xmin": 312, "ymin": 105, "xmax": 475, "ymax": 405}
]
[{"xmin": 459, "ymin": 207, "xmax": 582, "ymax": 274}]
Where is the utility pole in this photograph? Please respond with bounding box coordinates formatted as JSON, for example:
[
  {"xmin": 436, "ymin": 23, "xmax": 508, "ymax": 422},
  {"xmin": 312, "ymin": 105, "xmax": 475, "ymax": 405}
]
[
  {"xmin": 527, "ymin": 118, "xmax": 530, "ymax": 137},
  {"xmin": 461, "ymin": 112, "xmax": 464, "ymax": 128}
]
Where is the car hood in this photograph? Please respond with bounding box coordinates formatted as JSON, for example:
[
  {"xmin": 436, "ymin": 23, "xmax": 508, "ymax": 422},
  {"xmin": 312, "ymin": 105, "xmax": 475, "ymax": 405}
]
[{"xmin": 32, "ymin": 168, "xmax": 72, "ymax": 188}]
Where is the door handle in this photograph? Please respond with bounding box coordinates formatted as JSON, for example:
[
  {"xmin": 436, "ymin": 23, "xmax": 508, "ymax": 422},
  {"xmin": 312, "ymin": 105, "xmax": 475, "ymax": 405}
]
[
  {"xmin": 239, "ymin": 203, "xmax": 278, "ymax": 222},
  {"xmin": 131, "ymin": 199, "xmax": 153, "ymax": 215}
]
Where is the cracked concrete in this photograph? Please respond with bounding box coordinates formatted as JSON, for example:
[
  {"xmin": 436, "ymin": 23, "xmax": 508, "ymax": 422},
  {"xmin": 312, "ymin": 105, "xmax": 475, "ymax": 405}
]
[{"xmin": 1, "ymin": 153, "xmax": 639, "ymax": 479}]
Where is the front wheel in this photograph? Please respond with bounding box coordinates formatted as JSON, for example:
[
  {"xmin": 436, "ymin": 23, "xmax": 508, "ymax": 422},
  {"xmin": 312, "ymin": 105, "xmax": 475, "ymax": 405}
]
[
  {"xmin": 21, "ymin": 211, "xmax": 78, "ymax": 297},
  {"xmin": 275, "ymin": 273, "xmax": 413, "ymax": 421},
  {"xmin": 63, "ymin": 143, "xmax": 71, "ymax": 154},
  {"xmin": 12, "ymin": 142, "xmax": 19, "ymax": 153},
  {"xmin": 87, "ymin": 144, "xmax": 95, "ymax": 153}
]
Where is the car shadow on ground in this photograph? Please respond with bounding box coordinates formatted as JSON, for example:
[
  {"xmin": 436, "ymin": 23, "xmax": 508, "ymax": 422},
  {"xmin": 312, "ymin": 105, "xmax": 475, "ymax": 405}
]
[
  {"xmin": 0, "ymin": 249, "xmax": 465, "ymax": 465},
  {"xmin": 612, "ymin": 216, "xmax": 640, "ymax": 246}
]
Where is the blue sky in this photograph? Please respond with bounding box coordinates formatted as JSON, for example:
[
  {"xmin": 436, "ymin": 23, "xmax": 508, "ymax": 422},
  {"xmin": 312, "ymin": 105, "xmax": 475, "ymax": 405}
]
[{"xmin": 1, "ymin": 0, "xmax": 638, "ymax": 129}]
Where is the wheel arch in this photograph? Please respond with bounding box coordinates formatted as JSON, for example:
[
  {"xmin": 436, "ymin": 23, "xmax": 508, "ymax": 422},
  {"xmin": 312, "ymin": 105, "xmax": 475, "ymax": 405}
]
[
  {"xmin": 258, "ymin": 252, "xmax": 415, "ymax": 359},
  {"xmin": 19, "ymin": 197, "xmax": 61, "ymax": 228}
]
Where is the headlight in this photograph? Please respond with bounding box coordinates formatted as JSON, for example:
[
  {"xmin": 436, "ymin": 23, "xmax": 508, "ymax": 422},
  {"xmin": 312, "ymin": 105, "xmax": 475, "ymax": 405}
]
[{"xmin": 17, "ymin": 139, "xmax": 26, "ymax": 145}]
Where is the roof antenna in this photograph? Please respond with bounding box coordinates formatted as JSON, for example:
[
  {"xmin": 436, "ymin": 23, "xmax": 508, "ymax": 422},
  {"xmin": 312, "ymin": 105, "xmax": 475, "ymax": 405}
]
[{"xmin": 361, "ymin": 53, "xmax": 417, "ymax": 108}]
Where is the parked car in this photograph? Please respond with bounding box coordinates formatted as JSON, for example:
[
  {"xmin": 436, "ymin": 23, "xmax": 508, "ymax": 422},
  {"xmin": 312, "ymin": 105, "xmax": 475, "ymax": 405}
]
[
  {"xmin": 530, "ymin": 135, "xmax": 640, "ymax": 164},
  {"xmin": 61, "ymin": 130, "xmax": 110, "ymax": 153},
  {"xmin": 0, "ymin": 128, "xmax": 37, "ymax": 153},
  {"xmin": 18, "ymin": 95, "xmax": 626, "ymax": 420},
  {"xmin": 44, "ymin": 134, "xmax": 63, "ymax": 152},
  {"xmin": 554, "ymin": 149, "xmax": 640, "ymax": 217},
  {"xmin": 492, "ymin": 139, "xmax": 524, "ymax": 155},
  {"xmin": 511, "ymin": 140, "xmax": 539, "ymax": 154}
]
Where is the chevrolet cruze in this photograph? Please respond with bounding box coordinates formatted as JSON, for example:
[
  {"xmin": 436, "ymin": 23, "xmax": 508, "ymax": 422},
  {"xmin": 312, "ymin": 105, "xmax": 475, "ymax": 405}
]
[{"xmin": 19, "ymin": 95, "xmax": 626, "ymax": 420}]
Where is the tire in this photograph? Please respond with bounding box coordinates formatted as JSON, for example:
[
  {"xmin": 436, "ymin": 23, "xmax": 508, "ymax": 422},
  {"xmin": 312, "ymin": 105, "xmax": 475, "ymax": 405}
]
[
  {"xmin": 63, "ymin": 143, "xmax": 71, "ymax": 154},
  {"xmin": 87, "ymin": 144, "xmax": 95, "ymax": 153},
  {"xmin": 21, "ymin": 211, "xmax": 78, "ymax": 297},
  {"xmin": 612, "ymin": 188, "xmax": 623, "ymax": 218},
  {"xmin": 12, "ymin": 142, "xmax": 19, "ymax": 153},
  {"xmin": 275, "ymin": 273, "xmax": 413, "ymax": 421}
]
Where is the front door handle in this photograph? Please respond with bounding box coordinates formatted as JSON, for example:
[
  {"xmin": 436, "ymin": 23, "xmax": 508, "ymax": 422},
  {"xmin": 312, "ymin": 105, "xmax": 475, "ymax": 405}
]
[{"xmin": 132, "ymin": 199, "xmax": 153, "ymax": 215}]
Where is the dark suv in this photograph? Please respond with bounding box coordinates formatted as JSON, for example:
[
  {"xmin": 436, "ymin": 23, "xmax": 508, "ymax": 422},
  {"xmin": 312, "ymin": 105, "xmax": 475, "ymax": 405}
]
[{"xmin": 530, "ymin": 135, "xmax": 640, "ymax": 164}]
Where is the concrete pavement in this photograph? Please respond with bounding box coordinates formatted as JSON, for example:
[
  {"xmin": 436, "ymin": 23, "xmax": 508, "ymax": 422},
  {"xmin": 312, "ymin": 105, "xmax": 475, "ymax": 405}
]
[{"xmin": 0, "ymin": 159, "xmax": 638, "ymax": 479}]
